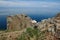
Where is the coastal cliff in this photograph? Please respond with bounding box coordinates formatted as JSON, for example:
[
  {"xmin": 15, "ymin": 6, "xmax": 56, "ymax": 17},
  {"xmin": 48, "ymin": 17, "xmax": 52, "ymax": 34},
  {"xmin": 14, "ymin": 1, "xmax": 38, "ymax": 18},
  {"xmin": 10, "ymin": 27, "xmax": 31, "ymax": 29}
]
[{"xmin": 0, "ymin": 13, "xmax": 60, "ymax": 40}]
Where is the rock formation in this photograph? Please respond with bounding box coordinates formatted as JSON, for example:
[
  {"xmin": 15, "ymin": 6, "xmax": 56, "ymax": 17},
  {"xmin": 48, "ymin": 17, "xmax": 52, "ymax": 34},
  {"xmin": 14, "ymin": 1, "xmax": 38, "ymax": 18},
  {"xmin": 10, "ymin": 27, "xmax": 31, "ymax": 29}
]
[
  {"xmin": 38, "ymin": 13, "xmax": 60, "ymax": 40},
  {"xmin": 0, "ymin": 13, "xmax": 60, "ymax": 40},
  {"xmin": 7, "ymin": 14, "xmax": 33, "ymax": 31}
]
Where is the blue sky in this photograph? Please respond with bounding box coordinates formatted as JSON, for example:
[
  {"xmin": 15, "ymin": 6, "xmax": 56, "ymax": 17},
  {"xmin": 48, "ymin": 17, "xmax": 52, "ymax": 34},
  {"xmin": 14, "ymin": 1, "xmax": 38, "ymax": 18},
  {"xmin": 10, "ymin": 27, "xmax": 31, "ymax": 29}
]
[
  {"xmin": 0, "ymin": 0, "xmax": 60, "ymax": 15},
  {"xmin": 0, "ymin": 0, "xmax": 60, "ymax": 2},
  {"xmin": 0, "ymin": 0, "xmax": 60, "ymax": 7}
]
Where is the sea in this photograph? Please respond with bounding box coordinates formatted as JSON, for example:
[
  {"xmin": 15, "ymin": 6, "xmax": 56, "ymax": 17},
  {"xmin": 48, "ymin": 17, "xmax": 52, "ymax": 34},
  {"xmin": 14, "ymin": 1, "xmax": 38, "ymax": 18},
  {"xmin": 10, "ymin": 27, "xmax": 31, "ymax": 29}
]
[{"xmin": 0, "ymin": 7, "xmax": 59, "ymax": 30}]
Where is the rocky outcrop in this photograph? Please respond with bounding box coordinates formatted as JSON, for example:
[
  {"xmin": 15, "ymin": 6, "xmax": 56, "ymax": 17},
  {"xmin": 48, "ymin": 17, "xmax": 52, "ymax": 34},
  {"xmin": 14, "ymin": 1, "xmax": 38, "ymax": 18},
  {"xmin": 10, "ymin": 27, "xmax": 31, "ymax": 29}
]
[
  {"xmin": 1, "ymin": 13, "xmax": 60, "ymax": 40},
  {"xmin": 38, "ymin": 13, "xmax": 60, "ymax": 31},
  {"xmin": 7, "ymin": 14, "xmax": 33, "ymax": 31},
  {"xmin": 38, "ymin": 13, "xmax": 60, "ymax": 40}
]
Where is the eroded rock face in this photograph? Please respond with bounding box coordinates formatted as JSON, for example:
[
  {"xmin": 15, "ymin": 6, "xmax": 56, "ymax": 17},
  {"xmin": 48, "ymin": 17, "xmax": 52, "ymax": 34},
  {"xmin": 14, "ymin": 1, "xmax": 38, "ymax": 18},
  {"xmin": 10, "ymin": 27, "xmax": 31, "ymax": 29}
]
[
  {"xmin": 7, "ymin": 14, "xmax": 32, "ymax": 31},
  {"xmin": 38, "ymin": 13, "xmax": 60, "ymax": 31},
  {"xmin": 38, "ymin": 13, "xmax": 60, "ymax": 40},
  {"xmin": 2, "ymin": 13, "xmax": 60, "ymax": 40}
]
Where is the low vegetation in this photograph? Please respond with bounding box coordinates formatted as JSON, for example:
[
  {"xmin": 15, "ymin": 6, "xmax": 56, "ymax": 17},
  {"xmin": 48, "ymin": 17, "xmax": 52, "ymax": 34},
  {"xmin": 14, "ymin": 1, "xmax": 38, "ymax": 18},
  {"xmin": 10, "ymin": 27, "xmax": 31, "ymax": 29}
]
[{"xmin": 18, "ymin": 27, "xmax": 46, "ymax": 40}]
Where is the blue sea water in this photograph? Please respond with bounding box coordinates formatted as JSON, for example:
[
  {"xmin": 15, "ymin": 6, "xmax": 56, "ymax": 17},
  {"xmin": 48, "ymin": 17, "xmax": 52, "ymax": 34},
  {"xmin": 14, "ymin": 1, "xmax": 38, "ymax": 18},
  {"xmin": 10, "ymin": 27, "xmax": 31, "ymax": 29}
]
[
  {"xmin": 0, "ymin": 7, "xmax": 59, "ymax": 30},
  {"xmin": 0, "ymin": 15, "xmax": 7, "ymax": 30}
]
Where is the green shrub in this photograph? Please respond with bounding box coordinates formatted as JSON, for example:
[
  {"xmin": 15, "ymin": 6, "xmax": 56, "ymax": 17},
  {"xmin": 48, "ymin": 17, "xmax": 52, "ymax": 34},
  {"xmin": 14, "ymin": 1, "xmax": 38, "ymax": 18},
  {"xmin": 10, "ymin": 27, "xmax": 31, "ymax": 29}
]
[{"xmin": 18, "ymin": 27, "xmax": 46, "ymax": 40}]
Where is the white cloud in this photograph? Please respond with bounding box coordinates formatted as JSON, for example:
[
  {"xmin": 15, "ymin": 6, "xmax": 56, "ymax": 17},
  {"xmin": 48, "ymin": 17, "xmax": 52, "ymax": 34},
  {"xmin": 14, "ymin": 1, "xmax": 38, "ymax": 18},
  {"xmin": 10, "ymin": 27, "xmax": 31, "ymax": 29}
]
[{"xmin": 0, "ymin": 1, "xmax": 60, "ymax": 7}]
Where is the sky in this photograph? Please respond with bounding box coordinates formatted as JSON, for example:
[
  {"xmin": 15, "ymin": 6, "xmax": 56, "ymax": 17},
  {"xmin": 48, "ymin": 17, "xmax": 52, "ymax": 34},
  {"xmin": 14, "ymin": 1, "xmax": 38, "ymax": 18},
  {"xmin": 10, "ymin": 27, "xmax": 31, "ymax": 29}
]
[
  {"xmin": 0, "ymin": 0, "xmax": 60, "ymax": 7},
  {"xmin": 0, "ymin": 0, "xmax": 60, "ymax": 15}
]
